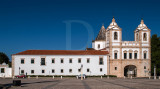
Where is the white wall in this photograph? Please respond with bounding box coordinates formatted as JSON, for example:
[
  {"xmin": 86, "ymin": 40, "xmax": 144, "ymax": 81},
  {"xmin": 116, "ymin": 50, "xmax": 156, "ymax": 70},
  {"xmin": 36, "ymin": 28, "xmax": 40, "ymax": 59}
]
[
  {"xmin": 0, "ymin": 67, "xmax": 12, "ymax": 77},
  {"xmin": 92, "ymin": 41, "xmax": 105, "ymax": 50},
  {"xmin": 14, "ymin": 55, "xmax": 107, "ymax": 76}
]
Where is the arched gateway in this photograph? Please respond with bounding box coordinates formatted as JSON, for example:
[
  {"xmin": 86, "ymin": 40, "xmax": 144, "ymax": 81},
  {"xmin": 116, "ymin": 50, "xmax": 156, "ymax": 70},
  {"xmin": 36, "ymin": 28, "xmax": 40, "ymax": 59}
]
[{"xmin": 124, "ymin": 65, "xmax": 137, "ymax": 77}]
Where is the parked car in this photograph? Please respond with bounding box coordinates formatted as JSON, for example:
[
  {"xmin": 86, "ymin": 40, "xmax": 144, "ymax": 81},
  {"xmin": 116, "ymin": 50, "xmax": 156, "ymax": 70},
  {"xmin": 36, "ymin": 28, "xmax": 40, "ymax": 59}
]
[
  {"xmin": 77, "ymin": 74, "xmax": 86, "ymax": 79},
  {"xmin": 15, "ymin": 74, "xmax": 26, "ymax": 78}
]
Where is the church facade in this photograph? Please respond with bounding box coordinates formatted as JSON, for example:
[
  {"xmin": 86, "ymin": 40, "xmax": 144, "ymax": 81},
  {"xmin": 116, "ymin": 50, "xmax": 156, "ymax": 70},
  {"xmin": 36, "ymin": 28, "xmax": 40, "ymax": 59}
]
[
  {"xmin": 92, "ymin": 17, "xmax": 151, "ymax": 77},
  {"xmin": 12, "ymin": 17, "xmax": 151, "ymax": 77}
]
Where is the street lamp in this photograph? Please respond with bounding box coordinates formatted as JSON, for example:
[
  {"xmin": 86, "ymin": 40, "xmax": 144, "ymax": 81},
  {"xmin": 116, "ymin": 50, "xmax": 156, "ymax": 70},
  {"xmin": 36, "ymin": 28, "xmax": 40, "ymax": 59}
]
[
  {"xmin": 154, "ymin": 64, "xmax": 156, "ymax": 79},
  {"xmin": 109, "ymin": 55, "xmax": 110, "ymax": 75},
  {"xmin": 19, "ymin": 67, "xmax": 20, "ymax": 75},
  {"xmin": 81, "ymin": 64, "xmax": 83, "ymax": 80}
]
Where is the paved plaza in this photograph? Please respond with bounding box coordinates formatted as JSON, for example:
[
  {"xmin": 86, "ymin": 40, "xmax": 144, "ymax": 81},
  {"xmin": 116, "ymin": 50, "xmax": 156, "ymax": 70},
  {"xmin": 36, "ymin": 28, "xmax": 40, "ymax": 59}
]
[{"xmin": 0, "ymin": 77, "xmax": 160, "ymax": 89}]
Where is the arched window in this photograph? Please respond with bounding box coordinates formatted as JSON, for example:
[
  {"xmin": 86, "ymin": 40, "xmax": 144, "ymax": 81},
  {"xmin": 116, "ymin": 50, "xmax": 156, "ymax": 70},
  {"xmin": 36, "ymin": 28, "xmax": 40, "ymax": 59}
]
[
  {"xmin": 143, "ymin": 33, "xmax": 147, "ymax": 41},
  {"xmin": 114, "ymin": 32, "xmax": 118, "ymax": 40},
  {"xmin": 136, "ymin": 33, "xmax": 139, "ymax": 41},
  {"xmin": 143, "ymin": 51, "xmax": 147, "ymax": 59},
  {"xmin": 114, "ymin": 50, "xmax": 118, "ymax": 59}
]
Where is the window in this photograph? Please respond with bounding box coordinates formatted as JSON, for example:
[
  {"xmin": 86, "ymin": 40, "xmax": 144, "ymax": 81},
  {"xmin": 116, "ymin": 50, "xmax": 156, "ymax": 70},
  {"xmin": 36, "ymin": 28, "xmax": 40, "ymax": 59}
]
[
  {"xmin": 129, "ymin": 53, "xmax": 132, "ymax": 59},
  {"xmin": 78, "ymin": 69, "xmax": 81, "ymax": 72},
  {"xmin": 1, "ymin": 68, "xmax": 5, "ymax": 73},
  {"xmin": 144, "ymin": 53, "xmax": 147, "ymax": 59},
  {"xmin": 87, "ymin": 58, "xmax": 90, "ymax": 63},
  {"xmin": 52, "ymin": 58, "xmax": 55, "ymax": 63},
  {"xmin": 144, "ymin": 66, "xmax": 146, "ymax": 69},
  {"xmin": 41, "ymin": 58, "xmax": 45, "ymax": 65},
  {"xmin": 21, "ymin": 59, "xmax": 24, "ymax": 64},
  {"xmin": 21, "ymin": 70, "xmax": 24, "ymax": 74},
  {"xmin": 69, "ymin": 69, "xmax": 72, "ymax": 73},
  {"xmin": 31, "ymin": 70, "xmax": 34, "ymax": 74},
  {"xmin": 114, "ymin": 53, "xmax": 117, "ymax": 59},
  {"xmin": 61, "ymin": 69, "xmax": 63, "ymax": 73},
  {"xmin": 52, "ymin": 69, "xmax": 55, "ymax": 73},
  {"xmin": 124, "ymin": 53, "xmax": 127, "ymax": 59},
  {"xmin": 78, "ymin": 58, "xmax": 81, "ymax": 63},
  {"xmin": 99, "ymin": 57, "xmax": 103, "ymax": 65},
  {"xmin": 98, "ymin": 44, "xmax": 100, "ymax": 49},
  {"xmin": 134, "ymin": 53, "xmax": 137, "ymax": 59},
  {"xmin": 143, "ymin": 33, "xmax": 147, "ymax": 41},
  {"xmin": 114, "ymin": 32, "xmax": 118, "ymax": 40},
  {"xmin": 100, "ymin": 68, "xmax": 102, "ymax": 72},
  {"xmin": 69, "ymin": 58, "xmax": 72, "ymax": 63},
  {"xmin": 115, "ymin": 67, "xmax": 117, "ymax": 70},
  {"xmin": 61, "ymin": 58, "xmax": 64, "ymax": 63},
  {"xmin": 42, "ymin": 70, "xmax": 45, "ymax": 73},
  {"xmin": 31, "ymin": 58, "xmax": 34, "ymax": 64},
  {"xmin": 136, "ymin": 33, "xmax": 139, "ymax": 41},
  {"xmin": 87, "ymin": 69, "xmax": 90, "ymax": 72}
]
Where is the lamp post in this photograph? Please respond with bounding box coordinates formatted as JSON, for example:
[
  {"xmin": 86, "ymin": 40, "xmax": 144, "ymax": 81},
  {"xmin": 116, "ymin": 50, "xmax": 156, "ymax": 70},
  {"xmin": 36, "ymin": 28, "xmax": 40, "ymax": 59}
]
[
  {"xmin": 154, "ymin": 64, "xmax": 156, "ymax": 79},
  {"xmin": 109, "ymin": 55, "xmax": 110, "ymax": 75},
  {"xmin": 19, "ymin": 67, "xmax": 20, "ymax": 75},
  {"xmin": 81, "ymin": 64, "xmax": 83, "ymax": 80}
]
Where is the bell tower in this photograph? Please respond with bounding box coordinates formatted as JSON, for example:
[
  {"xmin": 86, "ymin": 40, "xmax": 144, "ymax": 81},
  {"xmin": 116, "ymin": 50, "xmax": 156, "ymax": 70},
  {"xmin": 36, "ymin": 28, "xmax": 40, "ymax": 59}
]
[
  {"xmin": 106, "ymin": 17, "xmax": 122, "ymax": 59},
  {"xmin": 134, "ymin": 18, "xmax": 151, "ymax": 60}
]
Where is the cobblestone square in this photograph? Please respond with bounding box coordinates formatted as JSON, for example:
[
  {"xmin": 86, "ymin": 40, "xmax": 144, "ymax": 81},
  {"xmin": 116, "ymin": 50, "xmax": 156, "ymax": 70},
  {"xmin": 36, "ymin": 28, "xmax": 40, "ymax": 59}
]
[{"xmin": 0, "ymin": 77, "xmax": 160, "ymax": 89}]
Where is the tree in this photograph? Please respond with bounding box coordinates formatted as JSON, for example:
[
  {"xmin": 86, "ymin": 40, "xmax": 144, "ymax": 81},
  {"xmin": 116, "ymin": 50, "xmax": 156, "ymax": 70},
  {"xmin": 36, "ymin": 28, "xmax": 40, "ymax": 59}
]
[
  {"xmin": 0, "ymin": 52, "xmax": 10, "ymax": 64},
  {"xmin": 151, "ymin": 34, "xmax": 160, "ymax": 76}
]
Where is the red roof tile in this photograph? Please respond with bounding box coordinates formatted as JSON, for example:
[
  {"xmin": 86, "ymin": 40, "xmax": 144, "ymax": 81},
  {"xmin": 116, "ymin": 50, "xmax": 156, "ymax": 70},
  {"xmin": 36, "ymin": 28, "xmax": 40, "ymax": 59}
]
[{"xmin": 13, "ymin": 50, "xmax": 109, "ymax": 55}]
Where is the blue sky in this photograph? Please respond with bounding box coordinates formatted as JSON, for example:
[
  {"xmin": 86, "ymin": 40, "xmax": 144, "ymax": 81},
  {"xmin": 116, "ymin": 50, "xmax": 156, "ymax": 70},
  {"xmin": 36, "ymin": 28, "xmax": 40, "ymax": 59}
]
[{"xmin": 0, "ymin": 0, "xmax": 160, "ymax": 60}]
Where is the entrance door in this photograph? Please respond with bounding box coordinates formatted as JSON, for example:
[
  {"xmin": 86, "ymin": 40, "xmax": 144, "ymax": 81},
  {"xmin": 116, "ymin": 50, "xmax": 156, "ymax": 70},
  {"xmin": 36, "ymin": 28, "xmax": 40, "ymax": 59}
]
[{"xmin": 124, "ymin": 65, "xmax": 137, "ymax": 77}]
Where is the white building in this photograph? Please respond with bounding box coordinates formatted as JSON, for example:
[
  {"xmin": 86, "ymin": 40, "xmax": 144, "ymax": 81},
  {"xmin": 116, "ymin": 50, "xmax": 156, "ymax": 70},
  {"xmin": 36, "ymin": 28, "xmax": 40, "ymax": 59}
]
[
  {"xmin": 0, "ymin": 63, "xmax": 12, "ymax": 77},
  {"xmin": 12, "ymin": 50, "xmax": 108, "ymax": 76}
]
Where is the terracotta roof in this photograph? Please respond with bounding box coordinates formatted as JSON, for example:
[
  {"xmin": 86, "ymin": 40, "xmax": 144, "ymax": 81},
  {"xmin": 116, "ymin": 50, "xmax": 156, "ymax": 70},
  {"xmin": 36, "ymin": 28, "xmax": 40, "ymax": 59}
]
[{"xmin": 13, "ymin": 50, "xmax": 109, "ymax": 55}]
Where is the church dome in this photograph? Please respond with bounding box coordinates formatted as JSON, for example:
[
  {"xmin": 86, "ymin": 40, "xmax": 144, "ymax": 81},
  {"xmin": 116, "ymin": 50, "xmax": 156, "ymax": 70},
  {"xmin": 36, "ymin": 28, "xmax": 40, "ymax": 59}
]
[{"xmin": 106, "ymin": 17, "xmax": 121, "ymax": 30}]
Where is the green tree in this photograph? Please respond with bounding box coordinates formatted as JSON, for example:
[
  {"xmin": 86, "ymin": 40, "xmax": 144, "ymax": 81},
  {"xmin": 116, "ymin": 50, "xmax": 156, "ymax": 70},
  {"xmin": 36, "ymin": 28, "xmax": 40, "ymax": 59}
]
[
  {"xmin": 0, "ymin": 52, "xmax": 10, "ymax": 64},
  {"xmin": 151, "ymin": 34, "xmax": 160, "ymax": 76}
]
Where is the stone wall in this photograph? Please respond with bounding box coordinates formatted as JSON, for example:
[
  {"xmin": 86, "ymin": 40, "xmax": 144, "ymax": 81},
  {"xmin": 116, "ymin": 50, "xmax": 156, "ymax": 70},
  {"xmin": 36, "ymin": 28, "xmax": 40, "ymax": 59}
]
[{"xmin": 109, "ymin": 59, "xmax": 151, "ymax": 77}]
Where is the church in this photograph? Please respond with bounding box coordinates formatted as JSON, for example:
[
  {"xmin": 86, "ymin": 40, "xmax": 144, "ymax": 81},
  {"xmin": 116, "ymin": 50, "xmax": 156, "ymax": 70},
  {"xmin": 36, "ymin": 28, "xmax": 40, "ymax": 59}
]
[{"xmin": 12, "ymin": 17, "xmax": 151, "ymax": 77}]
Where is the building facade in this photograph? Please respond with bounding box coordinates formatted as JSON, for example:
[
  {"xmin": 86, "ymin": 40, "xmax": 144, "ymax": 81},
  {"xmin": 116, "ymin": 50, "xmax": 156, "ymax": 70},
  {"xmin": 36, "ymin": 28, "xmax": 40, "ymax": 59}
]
[
  {"xmin": 12, "ymin": 17, "xmax": 151, "ymax": 77},
  {"xmin": 12, "ymin": 50, "xmax": 108, "ymax": 76},
  {"xmin": 0, "ymin": 63, "xmax": 12, "ymax": 77},
  {"xmin": 92, "ymin": 17, "xmax": 151, "ymax": 77}
]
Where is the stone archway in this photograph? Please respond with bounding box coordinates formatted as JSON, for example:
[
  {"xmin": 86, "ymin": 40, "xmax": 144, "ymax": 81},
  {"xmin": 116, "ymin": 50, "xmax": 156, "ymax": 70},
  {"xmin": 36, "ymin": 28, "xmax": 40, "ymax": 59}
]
[{"xmin": 124, "ymin": 65, "xmax": 137, "ymax": 77}]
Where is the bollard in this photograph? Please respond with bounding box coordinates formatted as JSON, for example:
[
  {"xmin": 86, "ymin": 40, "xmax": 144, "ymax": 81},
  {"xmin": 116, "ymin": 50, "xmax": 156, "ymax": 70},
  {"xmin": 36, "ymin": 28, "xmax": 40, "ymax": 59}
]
[
  {"xmin": 76, "ymin": 76, "xmax": 78, "ymax": 79},
  {"xmin": 53, "ymin": 76, "xmax": 54, "ymax": 79},
  {"xmin": 131, "ymin": 76, "xmax": 132, "ymax": 79},
  {"xmin": 154, "ymin": 76, "xmax": 156, "ymax": 80},
  {"xmin": 84, "ymin": 76, "xmax": 85, "ymax": 80},
  {"xmin": 36, "ymin": 76, "xmax": 38, "ymax": 79},
  {"xmin": 159, "ymin": 76, "xmax": 160, "ymax": 79},
  {"xmin": 101, "ymin": 76, "xmax": 102, "ymax": 79},
  {"xmin": 28, "ymin": 76, "xmax": 30, "ymax": 79},
  {"xmin": 124, "ymin": 76, "xmax": 125, "ymax": 79},
  {"xmin": 61, "ymin": 76, "xmax": 62, "ymax": 79},
  {"xmin": 107, "ymin": 76, "xmax": 109, "ymax": 79},
  {"xmin": 149, "ymin": 76, "xmax": 150, "ymax": 79}
]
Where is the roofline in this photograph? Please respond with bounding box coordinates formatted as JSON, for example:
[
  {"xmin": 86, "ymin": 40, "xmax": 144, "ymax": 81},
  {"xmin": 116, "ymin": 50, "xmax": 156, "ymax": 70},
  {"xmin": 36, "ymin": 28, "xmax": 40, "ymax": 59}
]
[{"xmin": 12, "ymin": 50, "xmax": 109, "ymax": 55}]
